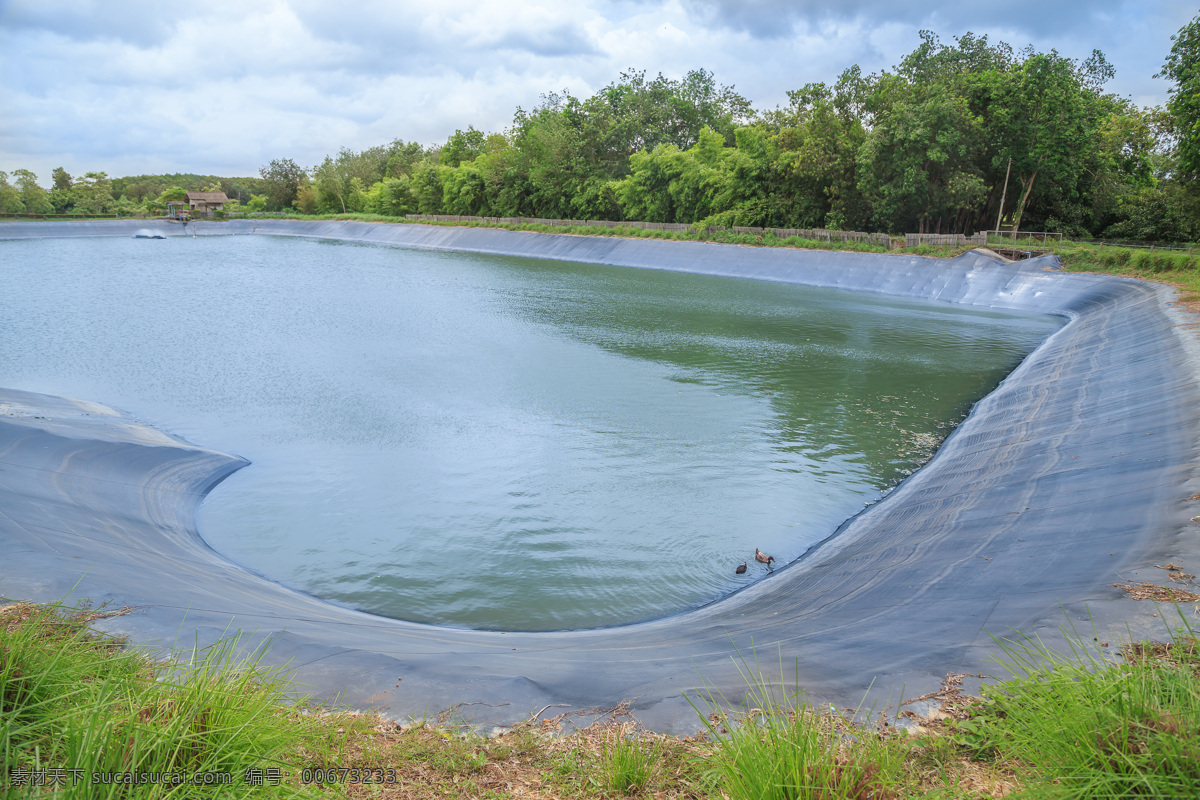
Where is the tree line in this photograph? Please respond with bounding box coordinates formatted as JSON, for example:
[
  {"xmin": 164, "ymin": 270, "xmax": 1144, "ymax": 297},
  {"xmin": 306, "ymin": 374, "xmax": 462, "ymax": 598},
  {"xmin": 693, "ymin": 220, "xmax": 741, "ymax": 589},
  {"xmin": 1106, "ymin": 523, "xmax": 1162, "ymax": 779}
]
[
  {"xmin": 4, "ymin": 19, "xmax": 1198, "ymax": 242},
  {"xmin": 0, "ymin": 168, "xmax": 271, "ymax": 217},
  {"xmin": 273, "ymin": 25, "xmax": 1198, "ymax": 241}
]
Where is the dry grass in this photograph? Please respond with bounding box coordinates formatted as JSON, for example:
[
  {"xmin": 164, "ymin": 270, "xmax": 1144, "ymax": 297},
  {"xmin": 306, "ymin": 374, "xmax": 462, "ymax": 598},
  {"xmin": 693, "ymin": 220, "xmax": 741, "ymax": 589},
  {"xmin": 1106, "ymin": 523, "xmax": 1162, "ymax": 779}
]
[
  {"xmin": 285, "ymin": 704, "xmax": 714, "ymax": 799},
  {"xmin": 1113, "ymin": 582, "xmax": 1200, "ymax": 603}
]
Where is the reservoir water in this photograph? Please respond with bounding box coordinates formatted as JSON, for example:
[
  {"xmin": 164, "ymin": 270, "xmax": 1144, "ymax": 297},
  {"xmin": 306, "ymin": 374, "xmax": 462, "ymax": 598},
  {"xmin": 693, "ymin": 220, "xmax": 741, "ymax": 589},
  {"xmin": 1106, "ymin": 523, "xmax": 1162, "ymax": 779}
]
[{"xmin": 0, "ymin": 234, "xmax": 1063, "ymax": 629}]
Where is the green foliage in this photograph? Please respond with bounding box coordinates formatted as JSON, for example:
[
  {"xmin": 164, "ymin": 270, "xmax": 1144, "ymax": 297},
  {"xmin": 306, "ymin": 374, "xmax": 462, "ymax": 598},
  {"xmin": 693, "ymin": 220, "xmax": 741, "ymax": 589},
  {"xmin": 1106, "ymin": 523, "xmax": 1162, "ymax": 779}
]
[
  {"xmin": 411, "ymin": 162, "xmax": 448, "ymax": 215},
  {"xmin": 385, "ymin": 139, "xmax": 428, "ymax": 178},
  {"xmin": 51, "ymin": 167, "xmax": 72, "ymax": 193},
  {"xmin": 155, "ymin": 185, "xmax": 186, "ymax": 205},
  {"xmin": 1103, "ymin": 184, "xmax": 1199, "ymax": 242},
  {"xmin": 965, "ymin": 622, "xmax": 1200, "ymax": 798},
  {"xmin": 292, "ymin": 175, "xmax": 317, "ymax": 214},
  {"xmin": 259, "ymin": 158, "xmax": 306, "ymax": 212},
  {"xmin": 41, "ymin": 35, "xmax": 1193, "ymax": 240},
  {"xmin": 598, "ymin": 732, "xmax": 662, "ymax": 795},
  {"xmin": 112, "ymin": 173, "xmax": 264, "ymax": 210},
  {"xmin": 438, "ymin": 127, "xmax": 487, "ymax": 167},
  {"xmin": 12, "ymin": 170, "xmax": 51, "ymax": 214},
  {"xmin": 312, "ymin": 150, "xmax": 377, "ymax": 214},
  {"xmin": 692, "ymin": 654, "xmax": 906, "ymax": 800},
  {"xmin": 362, "ymin": 178, "xmax": 415, "ymax": 217},
  {"xmin": 1159, "ymin": 12, "xmax": 1200, "ymax": 180},
  {"xmin": 70, "ymin": 172, "xmax": 114, "ymax": 214},
  {"xmin": 1, "ymin": 602, "xmax": 319, "ymax": 798},
  {"xmin": 0, "ymin": 170, "xmax": 25, "ymax": 213},
  {"xmin": 345, "ymin": 48, "xmax": 1174, "ymax": 238},
  {"xmin": 440, "ymin": 162, "xmax": 489, "ymax": 215}
]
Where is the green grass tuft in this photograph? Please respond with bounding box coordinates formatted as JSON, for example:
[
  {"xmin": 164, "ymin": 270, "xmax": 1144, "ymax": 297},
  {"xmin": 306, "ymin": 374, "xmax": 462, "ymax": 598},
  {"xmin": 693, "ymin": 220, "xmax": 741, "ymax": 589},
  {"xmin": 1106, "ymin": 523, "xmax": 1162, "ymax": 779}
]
[
  {"xmin": 959, "ymin": 617, "xmax": 1200, "ymax": 799},
  {"xmin": 599, "ymin": 731, "xmax": 662, "ymax": 795},
  {"xmin": 692, "ymin": 653, "xmax": 906, "ymax": 800},
  {"xmin": 2, "ymin": 601, "xmax": 319, "ymax": 798}
]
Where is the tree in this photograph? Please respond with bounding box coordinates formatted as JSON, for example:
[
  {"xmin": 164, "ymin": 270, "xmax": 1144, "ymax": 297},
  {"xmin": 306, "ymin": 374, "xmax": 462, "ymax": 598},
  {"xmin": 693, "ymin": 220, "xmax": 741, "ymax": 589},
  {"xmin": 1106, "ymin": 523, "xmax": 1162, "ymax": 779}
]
[
  {"xmin": 13, "ymin": 169, "xmax": 51, "ymax": 214},
  {"xmin": 312, "ymin": 149, "xmax": 368, "ymax": 213},
  {"xmin": 411, "ymin": 162, "xmax": 448, "ymax": 214},
  {"xmin": 364, "ymin": 177, "xmax": 415, "ymax": 217},
  {"xmin": 71, "ymin": 172, "xmax": 114, "ymax": 214},
  {"xmin": 259, "ymin": 158, "xmax": 305, "ymax": 211},
  {"xmin": 439, "ymin": 127, "xmax": 487, "ymax": 168},
  {"xmin": 1158, "ymin": 11, "xmax": 1200, "ymax": 181},
  {"xmin": 616, "ymin": 127, "xmax": 731, "ymax": 223},
  {"xmin": 1102, "ymin": 184, "xmax": 1198, "ymax": 241},
  {"xmin": 51, "ymin": 167, "xmax": 72, "ymax": 192},
  {"xmin": 858, "ymin": 91, "xmax": 985, "ymax": 233},
  {"xmin": 385, "ymin": 140, "xmax": 428, "ymax": 178},
  {"xmin": 0, "ymin": 171, "xmax": 24, "ymax": 213},
  {"xmin": 995, "ymin": 50, "xmax": 1114, "ymax": 233},
  {"xmin": 49, "ymin": 167, "xmax": 73, "ymax": 212},
  {"xmin": 757, "ymin": 81, "xmax": 868, "ymax": 229},
  {"xmin": 581, "ymin": 69, "xmax": 753, "ymax": 161},
  {"xmin": 293, "ymin": 175, "xmax": 318, "ymax": 214},
  {"xmin": 156, "ymin": 186, "xmax": 187, "ymax": 204}
]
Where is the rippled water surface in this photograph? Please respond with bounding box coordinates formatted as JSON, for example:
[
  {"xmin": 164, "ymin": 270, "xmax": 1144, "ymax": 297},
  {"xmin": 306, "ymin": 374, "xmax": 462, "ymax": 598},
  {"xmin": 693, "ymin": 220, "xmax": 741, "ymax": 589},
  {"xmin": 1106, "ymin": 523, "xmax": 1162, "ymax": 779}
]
[{"xmin": 1, "ymin": 234, "xmax": 1062, "ymax": 628}]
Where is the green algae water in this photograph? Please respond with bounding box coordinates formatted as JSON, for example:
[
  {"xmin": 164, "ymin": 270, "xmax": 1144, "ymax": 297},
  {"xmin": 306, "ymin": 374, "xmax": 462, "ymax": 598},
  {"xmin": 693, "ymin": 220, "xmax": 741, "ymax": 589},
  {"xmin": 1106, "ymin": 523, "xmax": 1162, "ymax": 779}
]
[{"xmin": 0, "ymin": 235, "xmax": 1062, "ymax": 629}]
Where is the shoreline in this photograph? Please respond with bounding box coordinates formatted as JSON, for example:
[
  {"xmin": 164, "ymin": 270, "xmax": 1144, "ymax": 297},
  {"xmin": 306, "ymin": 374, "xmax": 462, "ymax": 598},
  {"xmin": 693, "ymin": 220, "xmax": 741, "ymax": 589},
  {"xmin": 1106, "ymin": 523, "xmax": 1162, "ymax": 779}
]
[{"xmin": 2, "ymin": 219, "xmax": 1198, "ymax": 732}]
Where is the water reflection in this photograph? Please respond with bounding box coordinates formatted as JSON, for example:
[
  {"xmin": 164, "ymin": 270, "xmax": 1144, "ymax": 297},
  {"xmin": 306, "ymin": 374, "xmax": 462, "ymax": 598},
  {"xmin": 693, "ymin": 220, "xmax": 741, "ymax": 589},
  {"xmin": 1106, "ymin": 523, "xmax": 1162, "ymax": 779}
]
[{"xmin": 0, "ymin": 235, "xmax": 1062, "ymax": 629}]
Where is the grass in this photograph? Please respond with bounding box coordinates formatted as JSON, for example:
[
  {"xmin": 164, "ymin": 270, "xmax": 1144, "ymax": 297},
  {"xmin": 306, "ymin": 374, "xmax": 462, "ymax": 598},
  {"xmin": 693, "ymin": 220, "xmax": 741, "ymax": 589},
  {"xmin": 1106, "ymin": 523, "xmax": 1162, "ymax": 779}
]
[
  {"xmin": 693, "ymin": 659, "xmax": 907, "ymax": 800},
  {"xmin": 1045, "ymin": 240, "xmax": 1200, "ymax": 314},
  {"xmin": 6, "ymin": 599, "xmax": 1199, "ymax": 798},
  {"xmin": 951, "ymin": 618, "xmax": 1200, "ymax": 798},
  {"xmin": 1, "ymin": 601, "xmax": 322, "ymax": 798}
]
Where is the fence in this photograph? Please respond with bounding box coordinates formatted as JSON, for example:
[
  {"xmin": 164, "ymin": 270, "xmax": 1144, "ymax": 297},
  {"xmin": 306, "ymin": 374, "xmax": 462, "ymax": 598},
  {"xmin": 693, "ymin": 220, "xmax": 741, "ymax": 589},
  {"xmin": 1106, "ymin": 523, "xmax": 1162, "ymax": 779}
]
[
  {"xmin": 905, "ymin": 232, "xmax": 988, "ymax": 247},
  {"xmin": 1078, "ymin": 238, "xmax": 1195, "ymax": 254},
  {"xmin": 404, "ymin": 215, "xmax": 891, "ymax": 245},
  {"xmin": 984, "ymin": 230, "xmax": 1064, "ymax": 248}
]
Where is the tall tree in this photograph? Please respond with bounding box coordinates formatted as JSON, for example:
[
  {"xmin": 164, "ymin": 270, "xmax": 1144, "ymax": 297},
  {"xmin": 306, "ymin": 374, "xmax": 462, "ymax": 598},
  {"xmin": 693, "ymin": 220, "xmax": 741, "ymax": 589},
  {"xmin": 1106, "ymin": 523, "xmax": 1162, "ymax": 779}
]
[
  {"xmin": 439, "ymin": 128, "xmax": 487, "ymax": 168},
  {"xmin": 71, "ymin": 172, "xmax": 114, "ymax": 214},
  {"xmin": 996, "ymin": 49, "xmax": 1114, "ymax": 232},
  {"xmin": 385, "ymin": 139, "xmax": 428, "ymax": 178},
  {"xmin": 312, "ymin": 149, "xmax": 368, "ymax": 213},
  {"xmin": 49, "ymin": 167, "xmax": 73, "ymax": 212},
  {"xmin": 1158, "ymin": 11, "xmax": 1200, "ymax": 181},
  {"xmin": 0, "ymin": 171, "xmax": 24, "ymax": 213},
  {"xmin": 259, "ymin": 158, "xmax": 305, "ymax": 211},
  {"xmin": 13, "ymin": 169, "xmax": 51, "ymax": 214},
  {"xmin": 51, "ymin": 167, "xmax": 72, "ymax": 192}
]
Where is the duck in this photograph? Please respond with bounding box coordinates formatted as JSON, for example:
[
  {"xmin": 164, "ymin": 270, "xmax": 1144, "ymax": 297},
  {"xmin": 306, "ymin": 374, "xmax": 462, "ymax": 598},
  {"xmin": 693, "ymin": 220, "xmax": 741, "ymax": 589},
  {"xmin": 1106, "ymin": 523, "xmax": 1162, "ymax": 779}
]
[
  {"xmin": 755, "ymin": 548, "xmax": 775, "ymax": 567},
  {"xmin": 735, "ymin": 561, "xmax": 747, "ymax": 575}
]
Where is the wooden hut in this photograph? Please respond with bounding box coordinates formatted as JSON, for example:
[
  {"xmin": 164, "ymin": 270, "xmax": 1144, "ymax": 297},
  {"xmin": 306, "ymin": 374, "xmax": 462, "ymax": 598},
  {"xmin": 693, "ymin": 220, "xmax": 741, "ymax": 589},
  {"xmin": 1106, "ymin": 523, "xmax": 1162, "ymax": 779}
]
[{"xmin": 184, "ymin": 191, "xmax": 228, "ymax": 217}]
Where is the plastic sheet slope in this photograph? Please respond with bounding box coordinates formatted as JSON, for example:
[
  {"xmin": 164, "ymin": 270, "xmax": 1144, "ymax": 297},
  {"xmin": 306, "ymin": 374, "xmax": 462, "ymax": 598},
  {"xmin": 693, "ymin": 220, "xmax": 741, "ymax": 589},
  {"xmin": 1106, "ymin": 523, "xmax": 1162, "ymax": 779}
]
[{"xmin": 1, "ymin": 219, "xmax": 1197, "ymax": 731}]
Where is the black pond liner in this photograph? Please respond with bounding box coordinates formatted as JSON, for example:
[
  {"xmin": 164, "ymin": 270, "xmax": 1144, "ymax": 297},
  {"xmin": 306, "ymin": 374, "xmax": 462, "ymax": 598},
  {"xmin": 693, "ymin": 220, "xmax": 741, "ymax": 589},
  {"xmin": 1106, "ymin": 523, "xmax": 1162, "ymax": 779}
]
[{"xmin": 2, "ymin": 218, "xmax": 1198, "ymax": 732}]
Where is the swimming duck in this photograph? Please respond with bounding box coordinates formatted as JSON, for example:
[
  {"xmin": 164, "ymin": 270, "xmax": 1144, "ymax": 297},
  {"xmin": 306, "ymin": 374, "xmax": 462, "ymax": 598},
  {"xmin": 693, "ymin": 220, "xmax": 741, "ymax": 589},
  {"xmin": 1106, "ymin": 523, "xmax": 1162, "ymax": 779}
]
[
  {"xmin": 735, "ymin": 562, "xmax": 747, "ymax": 574},
  {"xmin": 755, "ymin": 548, "xmax": 775, "ymax": 567}
]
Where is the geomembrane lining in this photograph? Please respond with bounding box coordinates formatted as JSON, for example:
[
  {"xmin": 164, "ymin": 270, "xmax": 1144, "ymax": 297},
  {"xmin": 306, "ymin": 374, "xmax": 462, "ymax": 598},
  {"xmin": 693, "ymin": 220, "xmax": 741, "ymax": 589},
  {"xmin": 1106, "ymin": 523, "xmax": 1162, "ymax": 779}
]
[{"xmin": 2, "ymin": 219, "xmax": 1198, "ymax": 731}]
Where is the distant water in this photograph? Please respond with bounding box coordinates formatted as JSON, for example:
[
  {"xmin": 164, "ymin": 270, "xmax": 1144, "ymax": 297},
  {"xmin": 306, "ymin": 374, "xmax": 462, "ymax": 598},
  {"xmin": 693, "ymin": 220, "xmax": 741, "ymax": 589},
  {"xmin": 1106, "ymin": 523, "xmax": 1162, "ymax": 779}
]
[{"xmin": 0, "ymin": 235, "xmax": 1062, "ymax": 629}]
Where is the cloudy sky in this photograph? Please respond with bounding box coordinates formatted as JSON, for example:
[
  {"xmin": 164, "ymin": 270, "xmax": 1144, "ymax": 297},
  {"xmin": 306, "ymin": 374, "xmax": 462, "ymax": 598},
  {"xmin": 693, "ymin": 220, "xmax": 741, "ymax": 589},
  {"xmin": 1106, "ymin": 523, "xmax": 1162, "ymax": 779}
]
[{"xmin": 1, "ymin": 0, "xmax": 1196, "ymax": 185}]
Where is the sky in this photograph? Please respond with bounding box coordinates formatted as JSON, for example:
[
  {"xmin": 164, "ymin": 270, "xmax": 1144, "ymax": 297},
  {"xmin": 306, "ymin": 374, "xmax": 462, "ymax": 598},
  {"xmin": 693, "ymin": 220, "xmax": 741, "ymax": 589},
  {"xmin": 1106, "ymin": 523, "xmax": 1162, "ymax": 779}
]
[{"xmin": 2, "ymin": 0, "xmax": 1197, "ymax": 185}]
